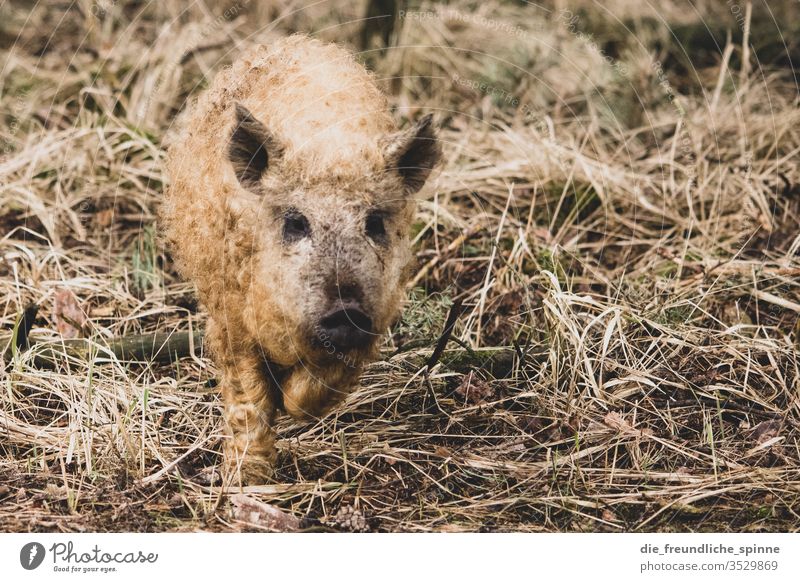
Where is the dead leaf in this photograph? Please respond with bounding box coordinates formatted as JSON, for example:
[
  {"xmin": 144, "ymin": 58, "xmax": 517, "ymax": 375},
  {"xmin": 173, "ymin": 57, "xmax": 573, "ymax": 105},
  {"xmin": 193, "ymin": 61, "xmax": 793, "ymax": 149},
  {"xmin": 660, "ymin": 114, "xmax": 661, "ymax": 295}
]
[
  {"xmin": 433, "ymin": 446, "xmax": 452, "ymax": 458},
  {"xmin": 601, "ymin": 509, "xmax": 618, "ymax": 522},
  {"xmin": 53, "ymin": 289, "xmax": 87, "ymax": 339},
  {"xmin": 455, "ymin": 371, "xmax": 493, "ymax": 405},
  {"xmin": 95, "ymin": 208, "xmax": 114, "ymax": 228},
  {"xmin": 604, "ymin": 411, "xmax": 629, "ymax": 431},
  {"xmin": 230, "ymin": 494, "xmax": 300, "ymax": 532},
  {"xmin": 751, "ymin": 419, "xmax": 782, "ymax": 446},
  {"xmin": 604, "ymin": 411, "xmax": 653, "ymax": 437}
]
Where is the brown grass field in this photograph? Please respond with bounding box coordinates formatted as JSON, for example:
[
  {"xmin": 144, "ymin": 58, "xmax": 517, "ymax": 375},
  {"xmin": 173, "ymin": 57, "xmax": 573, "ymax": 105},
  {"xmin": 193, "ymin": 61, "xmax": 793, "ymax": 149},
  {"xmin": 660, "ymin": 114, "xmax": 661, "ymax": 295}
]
[{"xmin": 2, "ymin": 0, "xmax": 800, "ymax": 532}]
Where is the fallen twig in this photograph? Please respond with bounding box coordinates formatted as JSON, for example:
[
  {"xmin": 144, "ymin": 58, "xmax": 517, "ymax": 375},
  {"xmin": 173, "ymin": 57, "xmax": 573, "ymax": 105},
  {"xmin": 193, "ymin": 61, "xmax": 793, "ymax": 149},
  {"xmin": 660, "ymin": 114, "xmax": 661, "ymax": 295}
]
[
  {"xmin": 1, "ymin": 327, "xmax": 529, "ymax": 376},
  {"xmin": 424, "ymin": 297, "xmax": 464, "ymax": 372}
]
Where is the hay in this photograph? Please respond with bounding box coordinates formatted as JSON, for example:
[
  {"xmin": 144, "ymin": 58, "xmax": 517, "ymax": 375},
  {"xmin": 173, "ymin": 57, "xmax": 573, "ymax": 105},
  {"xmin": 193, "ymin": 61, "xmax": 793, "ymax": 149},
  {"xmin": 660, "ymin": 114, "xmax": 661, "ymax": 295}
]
[{"xmin": 1, "ymin": 0, "xmax": 799, "ymax": 531}]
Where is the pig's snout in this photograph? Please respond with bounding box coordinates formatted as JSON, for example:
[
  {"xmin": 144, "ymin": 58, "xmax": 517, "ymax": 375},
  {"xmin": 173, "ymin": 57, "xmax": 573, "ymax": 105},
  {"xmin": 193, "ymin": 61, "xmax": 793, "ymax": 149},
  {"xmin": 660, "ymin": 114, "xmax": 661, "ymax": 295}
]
[{"xmin": 317, "ymin": 304, "xmax": 374, "ymax": 351}]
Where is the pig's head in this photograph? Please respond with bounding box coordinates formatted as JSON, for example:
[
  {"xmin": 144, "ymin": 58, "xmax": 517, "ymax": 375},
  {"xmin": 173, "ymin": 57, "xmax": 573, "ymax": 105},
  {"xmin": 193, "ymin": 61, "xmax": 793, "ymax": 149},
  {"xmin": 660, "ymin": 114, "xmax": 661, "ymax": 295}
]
[{"xmin": 228, "ymin": 104, "xmax": 440, "ymax": 369}]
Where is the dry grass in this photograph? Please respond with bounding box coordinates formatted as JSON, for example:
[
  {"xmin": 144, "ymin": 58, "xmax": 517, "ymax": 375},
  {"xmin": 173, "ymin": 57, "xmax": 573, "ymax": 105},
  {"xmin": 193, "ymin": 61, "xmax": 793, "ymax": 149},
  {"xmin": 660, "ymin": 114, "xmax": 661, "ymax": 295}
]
[{"xmin": 2, "ymin": 0, "xmax": 800, "ymax": 532}]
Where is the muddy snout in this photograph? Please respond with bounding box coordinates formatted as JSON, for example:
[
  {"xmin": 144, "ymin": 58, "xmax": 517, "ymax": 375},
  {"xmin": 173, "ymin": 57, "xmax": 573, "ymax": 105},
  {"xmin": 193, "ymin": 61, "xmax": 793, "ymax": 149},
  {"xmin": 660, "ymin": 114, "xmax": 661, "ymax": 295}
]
[{"xmin": 316, "ymin": 303, "xmax": 374, "ymax": 351}]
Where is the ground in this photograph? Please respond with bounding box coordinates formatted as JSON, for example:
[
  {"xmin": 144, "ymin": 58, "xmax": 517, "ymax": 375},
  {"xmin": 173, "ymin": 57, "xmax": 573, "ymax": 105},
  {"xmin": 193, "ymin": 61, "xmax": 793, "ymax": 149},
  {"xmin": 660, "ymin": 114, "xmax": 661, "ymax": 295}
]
[{"xmin": 1, "ymin": 0, "xmax": 800, "ymax": 532}]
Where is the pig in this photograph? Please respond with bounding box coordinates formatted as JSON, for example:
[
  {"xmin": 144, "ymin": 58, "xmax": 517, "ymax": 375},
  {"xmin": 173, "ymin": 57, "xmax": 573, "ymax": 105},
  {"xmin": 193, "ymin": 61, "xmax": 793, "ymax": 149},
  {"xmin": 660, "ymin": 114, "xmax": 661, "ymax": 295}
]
[{"xmin": 161, "ymin": 35, "xmax": 440, "ymax": 483}]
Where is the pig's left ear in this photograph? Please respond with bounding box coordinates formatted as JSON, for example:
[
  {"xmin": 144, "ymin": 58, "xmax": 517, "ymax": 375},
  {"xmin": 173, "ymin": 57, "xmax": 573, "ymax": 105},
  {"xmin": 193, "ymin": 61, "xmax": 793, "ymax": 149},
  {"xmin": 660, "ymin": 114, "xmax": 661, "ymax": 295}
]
[{"xmin": 382, "ymin": 114, "xmax": 441, "ymax": 194}]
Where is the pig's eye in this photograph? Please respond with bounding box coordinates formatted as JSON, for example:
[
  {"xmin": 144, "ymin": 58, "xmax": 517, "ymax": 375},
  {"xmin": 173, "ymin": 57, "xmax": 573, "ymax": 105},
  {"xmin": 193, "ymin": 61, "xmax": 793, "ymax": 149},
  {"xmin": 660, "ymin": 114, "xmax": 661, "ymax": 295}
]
[
  {"xmin": 283, "ymin": 210, "xmax": 311, "ymax": 242},
  {"xmin": 365, "ymin": 212, "xmax": 387, "ymax": 243}
]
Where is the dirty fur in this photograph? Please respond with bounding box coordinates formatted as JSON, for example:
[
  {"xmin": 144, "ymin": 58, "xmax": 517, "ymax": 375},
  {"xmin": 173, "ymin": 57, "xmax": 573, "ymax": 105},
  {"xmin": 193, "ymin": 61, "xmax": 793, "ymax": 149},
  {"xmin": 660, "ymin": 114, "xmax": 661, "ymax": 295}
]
[{"xmin": 162, "ymin": 35, "xmax": 440, "ymax": 483}]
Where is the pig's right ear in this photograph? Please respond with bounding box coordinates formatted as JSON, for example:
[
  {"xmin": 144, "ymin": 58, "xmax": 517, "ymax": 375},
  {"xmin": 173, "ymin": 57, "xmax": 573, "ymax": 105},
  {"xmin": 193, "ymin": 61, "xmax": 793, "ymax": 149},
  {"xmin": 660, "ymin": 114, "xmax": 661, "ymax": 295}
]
[
  {"xmin": 228, "ymin": 103, "xmax": 282, "ymax": 189},
  {"xmin": 382, "ymin": 114, "xmax": 441, "ymax": 195}
]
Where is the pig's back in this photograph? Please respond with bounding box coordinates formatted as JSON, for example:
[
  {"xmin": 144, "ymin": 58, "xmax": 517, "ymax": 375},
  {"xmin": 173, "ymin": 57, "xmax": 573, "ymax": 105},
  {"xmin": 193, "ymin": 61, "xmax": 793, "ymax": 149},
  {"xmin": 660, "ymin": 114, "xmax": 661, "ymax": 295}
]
[{"xmin": 212, "ymin": 35, "xmax": 395, "ymax": 180}]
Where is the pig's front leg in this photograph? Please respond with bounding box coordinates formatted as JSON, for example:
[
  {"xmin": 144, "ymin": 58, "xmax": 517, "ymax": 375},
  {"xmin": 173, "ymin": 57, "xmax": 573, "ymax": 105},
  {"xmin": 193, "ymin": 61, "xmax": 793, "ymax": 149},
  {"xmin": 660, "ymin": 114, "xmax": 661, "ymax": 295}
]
[
  {"xmin": 217, "ymin": 352, "xmax": 279, "ymax": 485},
  {"xmin": 281, "ymin": 363, "xmax": 362, "ymax": 420}
]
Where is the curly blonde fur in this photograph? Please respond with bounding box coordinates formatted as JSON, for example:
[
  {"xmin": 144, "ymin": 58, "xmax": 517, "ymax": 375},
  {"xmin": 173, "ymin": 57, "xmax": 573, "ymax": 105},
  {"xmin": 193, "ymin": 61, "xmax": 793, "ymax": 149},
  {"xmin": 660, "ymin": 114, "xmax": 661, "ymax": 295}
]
[{"xmin": 162, "ymin": 35, "xmax": 440, "ymax": 483}]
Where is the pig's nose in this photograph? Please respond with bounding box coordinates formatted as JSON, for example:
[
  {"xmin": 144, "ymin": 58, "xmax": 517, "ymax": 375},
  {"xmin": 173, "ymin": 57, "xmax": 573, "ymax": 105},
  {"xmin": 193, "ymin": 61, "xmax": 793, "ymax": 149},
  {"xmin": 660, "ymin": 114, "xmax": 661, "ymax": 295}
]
[
  {"xmin": 329, "ymin": 280, "xmax": 363, "ymax": 303},
  {"xmin": 317, "ymin": 304, "xmax": 374, "ymax": 351}
]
